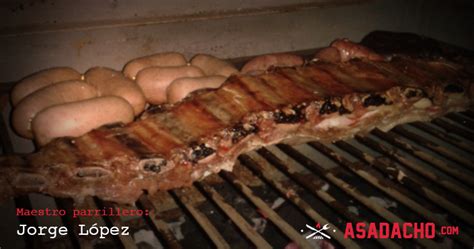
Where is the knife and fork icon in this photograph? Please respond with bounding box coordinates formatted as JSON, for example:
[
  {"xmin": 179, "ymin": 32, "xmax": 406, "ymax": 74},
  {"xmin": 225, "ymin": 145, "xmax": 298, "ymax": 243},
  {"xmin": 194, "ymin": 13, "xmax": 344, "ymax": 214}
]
[{"xmin": 305, "ymin": 223, "xmax": 331, "ymax": 239}]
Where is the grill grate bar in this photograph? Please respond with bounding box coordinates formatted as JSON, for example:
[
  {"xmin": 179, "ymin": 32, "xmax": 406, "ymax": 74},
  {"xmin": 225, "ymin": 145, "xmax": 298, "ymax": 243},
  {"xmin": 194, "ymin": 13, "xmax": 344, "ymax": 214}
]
[
  {"xmin": 55, "ymin": 198, "xmax": 82, "ymax": 249},
  {"xmin": 97, "ymin": 200, "xmax": 138, "ymax": 249},
  {"xmin": 392, "ymin": 126, "xmax": 474, "ymax": 169},
  {"xmin": 409, "ymin": 122, "xmax": 474, "ymax": 154},
  {"xmin": 137, "ymin": 195, "xmax": 183, "ymax": 249},
  {"xmin": 445, "ymin": 113, "xmax": 474, "ymax": 130},
  {"xmin": 171, "ymin": 188, "xmax": 232, "ymax": 249},
  {"xmin": 334, "ymin": 140, "xmax": 474, "ymax": 225},
  {"xmin": 1, "ymin": 111, "xmax": 42, "ymax": 249},
  {"xmin": 259, "ymin": 146, "xmax": 364, "ymax": 225},
  {"xmin": 256, "ymin": 146, "xmax": 403, "ymax": 249},
  {"xmin": 462, "ymin": 110, "xmax": 474, "ymax": 119},
  {"xmin": 312, "ymin": 142, "xmax": 449, "ymax": 247},
  {"xmin": 196, "ymin": 180, "xmax": 273, "ymax": 249},
  {"xmin": 219, "ymin": 170, "xmax": 314, "ymax": 249},
  {"xmin": 240, "ymin": 151, "xmax": 366, "ymax": 249},
  {"xmin": 432, "ymin": 118, "xmax": 474, "ymax": 140},
  {"xmin": 275, "ymin": 143, "xmax": 430, "ymax": 247},
  {"xmin": 72, "ymin": 197, "xmax": 118, "ymax": 249},
  {"xmin": 355, "ymin": 135, "xmax": 474, "ymax": 203},
  {"xmin": 14, "ymin": 197, "xmax": 42, "ymax": 248},
  {"xmin": 372, "ymin": 129, "xmax": 473, "ymax": 186},
  {"xmin": 310, "ymin": 141, "xmax": 474, "ymax": 247}
]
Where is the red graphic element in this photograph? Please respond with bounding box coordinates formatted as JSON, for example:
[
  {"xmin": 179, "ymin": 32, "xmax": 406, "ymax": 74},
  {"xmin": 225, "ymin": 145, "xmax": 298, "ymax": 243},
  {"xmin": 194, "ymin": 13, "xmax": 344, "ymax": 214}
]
[
  {"xmin": 315, "ymin": 223, "xmax": 321, "ymax": 229},
  {"xmin": 344, "ymin": 222, "xmax": 437, "ymax": 239},
  {"xmin": 16, "ymin": 207, "xmax": 149, "ymax": 218},
  {"xmin": 441, "ymin": 226, "xmax": 459, "ymax": 235}
]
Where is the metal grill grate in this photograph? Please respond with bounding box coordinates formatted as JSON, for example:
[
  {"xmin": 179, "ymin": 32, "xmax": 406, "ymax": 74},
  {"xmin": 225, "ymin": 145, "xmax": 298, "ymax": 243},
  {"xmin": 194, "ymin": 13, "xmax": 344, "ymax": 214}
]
[{"xmin": 1, "ymin": 101, "xmax": 473, "ymax": 248}]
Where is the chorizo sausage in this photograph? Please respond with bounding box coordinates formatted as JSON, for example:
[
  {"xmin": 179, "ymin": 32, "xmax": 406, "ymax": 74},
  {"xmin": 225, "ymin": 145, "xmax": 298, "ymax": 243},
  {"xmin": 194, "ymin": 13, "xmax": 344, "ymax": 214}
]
[
  {"xmin": 135, "ymin": 65, "xmax": 204, "ymax": 104},
  {"xmin": 32, "ymin": 96, "xmax": 134, "ymax": 146}
]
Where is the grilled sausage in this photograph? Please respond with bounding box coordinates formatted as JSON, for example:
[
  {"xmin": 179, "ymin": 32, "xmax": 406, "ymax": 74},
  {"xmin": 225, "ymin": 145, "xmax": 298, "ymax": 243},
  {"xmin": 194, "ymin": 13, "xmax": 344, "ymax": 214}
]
[
  {"xmin": 241, "ymin": 53, "xmax": 304, "ymax": 75},
  {"xmin": 123, "ymin": 52, "xmax": 187, "ymax": 79},
  {"xmin": 167, "ymin": 76, "xmax": 227, "ymax": 104},
  {"xmin": 11, "ymin": 67, "xmax": 82, "ymax": 106},
  {"xmin": 190, "ymin": 54, "xmax": 238, "ymax": 77},
  {"xmin": 314, "ymin": 47, "xmax": 342, "ymax": 63},
  {"xmin": 32, "ymin": 96, "xmax": 134, "ymax": 146},
  {"xmin": 12, "ymin": 80, "xmax": 98, "ymax": 139},
  {"xmin": 135, "ymin": 65, "xmax": 204, "ymax": 104},
  {"xmin": 84, "ymin": 67, "xmax": 146, "ymax": 115},
  {"xmin": 330, "ymin": 39, "xmax": 384, "ymax": 62}
]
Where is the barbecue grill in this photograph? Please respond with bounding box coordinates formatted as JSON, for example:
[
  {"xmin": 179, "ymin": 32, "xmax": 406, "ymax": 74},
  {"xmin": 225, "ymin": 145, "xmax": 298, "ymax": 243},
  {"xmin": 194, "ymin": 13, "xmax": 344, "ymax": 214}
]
[{"xmin": 1, "ymin": 1, "xmax": 473, "ymax": 249}]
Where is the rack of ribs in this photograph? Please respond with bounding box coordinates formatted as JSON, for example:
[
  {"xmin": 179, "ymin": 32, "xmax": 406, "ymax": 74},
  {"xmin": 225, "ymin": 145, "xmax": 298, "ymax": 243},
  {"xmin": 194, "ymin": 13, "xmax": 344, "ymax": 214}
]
[{"xmin": 0, "ymin": 39, "xmax": 472, "ymax": 204}]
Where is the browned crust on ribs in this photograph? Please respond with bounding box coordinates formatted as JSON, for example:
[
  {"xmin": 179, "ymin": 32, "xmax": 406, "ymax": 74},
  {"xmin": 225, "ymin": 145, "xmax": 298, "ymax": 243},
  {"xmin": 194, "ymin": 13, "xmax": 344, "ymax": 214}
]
[{"xmin": 0, "ymin": 55, "xmax": 473, "ymax": 204}]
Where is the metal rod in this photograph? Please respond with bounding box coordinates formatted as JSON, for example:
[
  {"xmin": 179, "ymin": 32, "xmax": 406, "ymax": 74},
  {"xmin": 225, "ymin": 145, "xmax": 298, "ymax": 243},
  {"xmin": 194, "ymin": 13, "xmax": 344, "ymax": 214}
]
[
  {"xmin": 356, "ymin": 135, "xmax": 474, "ymax": 203},
  {"xmin": 445, "ymin": 113, "xmax": 474, "ymax": 130},
  {"xmin": 258, "ymin": 147, "xmax": 403, "ymax": 249},
  {"xmin": 241, "ymin": 151, "xmax": 366, "ymax": 248},
  {"xmin": 14, "ymin": 196, "xmax": 43, "ymax": 249},
  {"xmin": 259, "ymin": 147, "xmax": 365, "ymax": 224},
  {"xmin": 432, "ymin": 118, "xmax": 474, "ymax": 140},
  {"xmin": 138, "ymin": 195, "xmax": 183, "ymax": 249},
  {"xmin": 409, "ymin": 122, "xmax": 474, "ymax": 154},
  {"xmin": 220, "ymin": 171, "xmax": 314, "ymax": 249},
  {"xmin": 276, "ymin": 144, "xmax": 439, "ymax": 249},
  {"xmin": 462, "ymin": 110, "xmax": 474, "ymax": 119},
  {"xmin": 259, "ymin": 147, "xmax": 365, "ymax": 225},
  {"xmin": 310, "ymin": 141, "xmax": 474, "ymax": 247},
  {"xmin": 196, "ymin": 181, "xmax": 273, "ymax": 249},
  {"xmin": 172, "ymin": 188, "xmax": 231, "ymax": 249},
  {"xmin": 1, "ymin": 110, "xmax": 42, "ymax": 248},
  {"xmin": 372, "ymin": 129, "xmax": 474, "ymax": 187},
  {"xmin": 245, "ymin": 150, "xmax": 400, "ymax": 249},
  {"xmin": 74, "ymin": 197, "xmax": 114, "ymax": 249},
  {"xmin": 335, "ymin": 140, "xmax": 474, "ymax": 225},
  {"xmin": 392, "ymin": 126, "xmax": 474, "ymax": 169},
  {"xmin": 95, "ymin": 200, "xmax": 139, "ymax": 249},
  {"xmin": 54, "ymin": 198, "xmax": 84, "ymax": 249}
]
